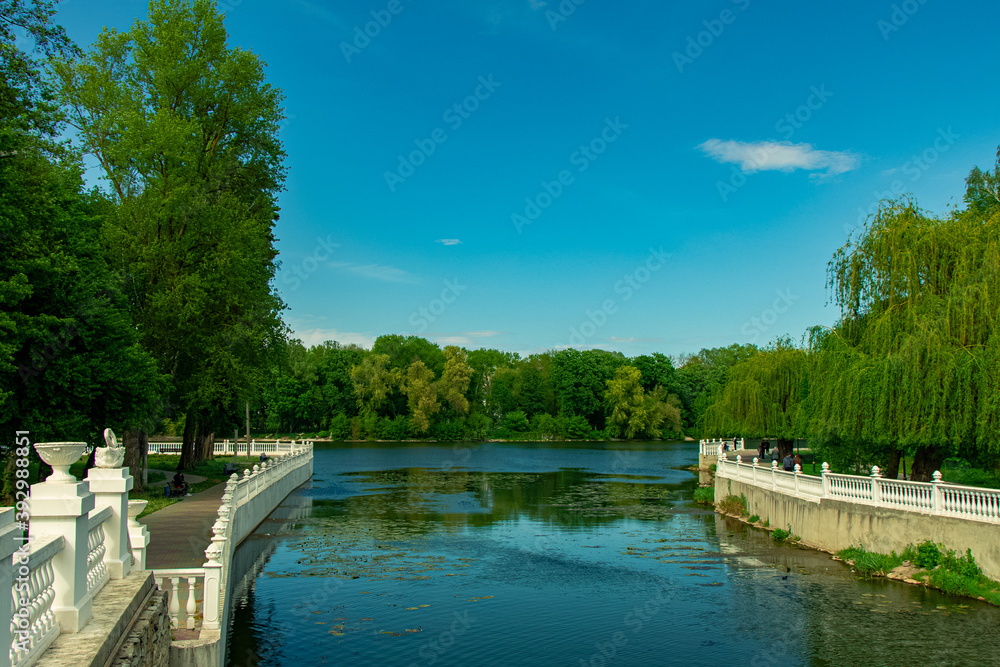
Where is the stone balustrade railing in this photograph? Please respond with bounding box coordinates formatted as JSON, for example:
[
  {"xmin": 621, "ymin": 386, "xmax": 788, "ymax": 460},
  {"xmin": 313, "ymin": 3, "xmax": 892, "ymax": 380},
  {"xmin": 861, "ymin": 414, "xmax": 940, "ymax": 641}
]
[
  {"xmin": 150, "ymin": 442, "xmax": 314, "ymax": 637},
  {"xmin": 5, "ymin": 439, "xmax": 136, "ymax": 667},
  {"xmin": 716, "ymin": 454, "xmax": 1000, "ymax": 524},
  {"xmin": 699, "ymin": 438, "xmax": 744, "ymax": 457},
  {"xmin": 147, "ymin": 439, "xmax": 300, "ymax": 456}
]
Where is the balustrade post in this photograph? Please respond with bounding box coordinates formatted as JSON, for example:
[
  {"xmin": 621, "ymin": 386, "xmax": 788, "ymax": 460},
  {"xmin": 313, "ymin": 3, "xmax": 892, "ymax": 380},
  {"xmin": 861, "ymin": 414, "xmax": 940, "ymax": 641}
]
[
  {"xmin": 201, "ymin": 540, "xmax": 224, "ymax": 631},
  {"xmin": 771, "ymin": 460, "xmax": 777, "ymax": 490},
  {"xmin": 931, "ymin": 470, "xmax": 943, "ymax": 515},
  {"xmin": 28, "ymin": 448, "xmax": 95, "ymax": 633},
  {"xmin": 127, "ymin": 501, "xmax": 150, "ymax": 571},
  {"xmin": 87, "ymin": 465, "xmax": 134, "ymax": 580},
  {"xmin": 794, "ymin": 464, "xmax": 801, "ymax": 497},
  {"xmin": 871, "ymin": 466, "xmax": 882, "ymax": 506},
  {"xmin": 2, "ymin": 508, "xmax": 19, "ymax": 666},
  {"xmin": 821, "ymin": 462, "xmax": 831, "ymax": 499}
]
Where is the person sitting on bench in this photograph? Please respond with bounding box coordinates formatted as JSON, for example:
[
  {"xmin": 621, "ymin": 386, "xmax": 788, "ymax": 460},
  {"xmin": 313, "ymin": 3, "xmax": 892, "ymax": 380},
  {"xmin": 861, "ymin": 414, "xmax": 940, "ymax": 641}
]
[{"xmin": 169, "ymin": 471, "xmax": 191, "ymax": 497}]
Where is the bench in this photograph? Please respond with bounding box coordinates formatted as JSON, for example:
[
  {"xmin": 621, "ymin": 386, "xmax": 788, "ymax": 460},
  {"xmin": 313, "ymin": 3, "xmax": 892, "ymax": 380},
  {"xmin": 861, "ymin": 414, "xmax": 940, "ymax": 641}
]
[{"xmin": 223, "ymin": 463, "xmax": 239, "ymax": 476}]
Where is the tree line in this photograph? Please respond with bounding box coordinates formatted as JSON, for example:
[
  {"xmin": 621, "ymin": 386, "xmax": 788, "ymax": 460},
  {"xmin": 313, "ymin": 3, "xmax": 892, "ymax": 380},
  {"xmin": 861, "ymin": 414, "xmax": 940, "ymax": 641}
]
[{"xmin": 242, "ymin": 336, "xmax": 732, "ymax": 442}]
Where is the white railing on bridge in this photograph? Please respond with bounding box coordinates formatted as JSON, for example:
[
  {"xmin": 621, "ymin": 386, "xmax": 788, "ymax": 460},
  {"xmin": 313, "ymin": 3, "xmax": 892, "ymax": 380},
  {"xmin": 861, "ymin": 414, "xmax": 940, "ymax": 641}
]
[
  {"xmin": 148, "ymin": 439, "xmax": 300, "ymax": 457},
  {"xmin": 151, "ymin": 442, "xmax": 314, "ymax": 637},
  {"xmin": 699, "ymin": 438, "xmax": 745, "ymax": 457},
  {"xmin": 716, "ymin": 454, "xmax": 1000, "ymax": 524}
]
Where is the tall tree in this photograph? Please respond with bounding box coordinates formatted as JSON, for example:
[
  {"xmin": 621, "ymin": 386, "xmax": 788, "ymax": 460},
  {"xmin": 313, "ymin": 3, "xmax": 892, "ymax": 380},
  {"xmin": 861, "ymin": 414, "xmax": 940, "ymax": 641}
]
[
  {"xmin": 703, "ymin": 338, "xmax": 807, "ymax": 459},
  {"xmin": 54, "ymin": 0, "xmax": 288, "ymax": 468},
  {"xmin": 402, "ymin": 360, "xmax": 438, "ymax": 433},
  {"xmin": 1, "ymin": 0, "xmax": 163, "ymax": 482},
  {"xmin": 810, "ymin": 173, "xmax": 1000, "ymax": 480}
]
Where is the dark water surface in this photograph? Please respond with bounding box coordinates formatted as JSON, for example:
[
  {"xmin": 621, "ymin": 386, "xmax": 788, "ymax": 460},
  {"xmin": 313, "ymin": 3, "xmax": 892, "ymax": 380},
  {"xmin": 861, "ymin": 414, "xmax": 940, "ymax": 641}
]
[{"xmin": 226, "ymin": 441, "xmax": 1000, "ymax": 666}]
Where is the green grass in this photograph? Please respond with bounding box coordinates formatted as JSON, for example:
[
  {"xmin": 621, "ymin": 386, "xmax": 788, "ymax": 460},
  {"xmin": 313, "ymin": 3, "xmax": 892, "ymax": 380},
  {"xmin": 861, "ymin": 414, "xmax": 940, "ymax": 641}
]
[
  {"xmin": 748, "ymin": 514, "xmax": 760, "ymax": 523},
  {"xmin": 692, "ymin": 487, "xmax": 714, "ymax": 505},
  {"xmin": 718, "ymin": 494, "xmax": 748, "ymax": 516},
  {"xmin": 838, "ymin": 545, "xmax": 903, "ymax": 576},
  {"xmin": 772, "ymin": 528, "xmax": 790, "ymax": 541}
]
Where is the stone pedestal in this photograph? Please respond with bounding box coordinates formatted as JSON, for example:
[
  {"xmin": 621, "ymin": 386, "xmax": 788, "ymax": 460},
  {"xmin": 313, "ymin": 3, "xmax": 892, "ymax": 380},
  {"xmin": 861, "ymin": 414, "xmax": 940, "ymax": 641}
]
[
  {"xmin": 87, "ymin": 467, "xmax": 134, "ymax": 580},
  {"xmin": 28, "ymin": 480, "xmax": 95, "ymax": 632}
]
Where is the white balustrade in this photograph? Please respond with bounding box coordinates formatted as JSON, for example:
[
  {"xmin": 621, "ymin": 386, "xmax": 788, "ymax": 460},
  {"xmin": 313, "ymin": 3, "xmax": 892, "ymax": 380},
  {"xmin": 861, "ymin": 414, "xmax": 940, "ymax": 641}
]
[
  {"xmin": 715, "ymin": 454, "xmax": 1000, "ymax": 524},
  {"xmin": 85, "ymin": 506, "xmax": 112, "ymax": 597},
  {"xmin": 9, "ymin": 535, "xmax": 64, "ymax": 667}
]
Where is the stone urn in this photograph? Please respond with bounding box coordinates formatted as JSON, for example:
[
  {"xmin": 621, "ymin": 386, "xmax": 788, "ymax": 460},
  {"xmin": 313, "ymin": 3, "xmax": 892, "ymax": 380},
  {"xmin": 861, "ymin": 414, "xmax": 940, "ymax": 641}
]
[
  {"xmin": 34, "ymin": 442, "xmax": 88, "ymax": 484},
  {"xmin": 127, "ymin": 499, "xmax": 148, "ymax": 527},
  {"xmin": 95, "ymin": 428, "xmax": 126, "ymax": 468}
]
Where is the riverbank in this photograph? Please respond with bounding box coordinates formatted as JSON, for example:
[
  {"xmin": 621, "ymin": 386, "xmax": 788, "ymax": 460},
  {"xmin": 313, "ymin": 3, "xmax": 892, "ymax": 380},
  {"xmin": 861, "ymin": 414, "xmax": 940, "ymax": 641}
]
[{"xmin": 712, "ymin": 489, "xmax": 1000, "ymax": 607}]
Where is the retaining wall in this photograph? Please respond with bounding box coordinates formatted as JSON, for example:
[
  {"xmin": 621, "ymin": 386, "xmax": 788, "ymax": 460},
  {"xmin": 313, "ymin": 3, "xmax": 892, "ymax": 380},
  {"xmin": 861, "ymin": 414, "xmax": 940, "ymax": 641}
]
[{"xmin": 716, "ymin": 475, "xmax": 1000, "ymax": 581}]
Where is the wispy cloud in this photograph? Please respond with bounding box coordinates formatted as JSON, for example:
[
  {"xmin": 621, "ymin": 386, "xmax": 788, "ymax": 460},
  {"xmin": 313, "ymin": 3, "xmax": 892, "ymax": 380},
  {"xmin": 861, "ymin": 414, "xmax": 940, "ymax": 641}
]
[
  {"xmin": 436, "ymin": 238, "xmax": 462, "ymax": 246},
  {"xmin": 698, "ymin": 139, "xmax": 860, "ymax": 178},
  {"xmin": 292, "ymin": 328, "xmax": 375, "ymax": 350},
  {"xmin": 429, "ymin": 330, "xmax": 505, "ymax": 347},
  {"xmin": 327, "ymin": 261, "xmax": 417, "ymax": 284},
  {"xmin": 605, "ymin": 336, "xmax": 663, "ymax": 344}
]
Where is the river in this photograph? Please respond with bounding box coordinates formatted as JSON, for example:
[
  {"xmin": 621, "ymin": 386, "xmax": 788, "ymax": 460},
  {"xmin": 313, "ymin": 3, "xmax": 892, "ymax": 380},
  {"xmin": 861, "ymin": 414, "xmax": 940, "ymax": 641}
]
[{"xmin": 225, "ymin": 441, "xmax": 1000, "ymax": 666}]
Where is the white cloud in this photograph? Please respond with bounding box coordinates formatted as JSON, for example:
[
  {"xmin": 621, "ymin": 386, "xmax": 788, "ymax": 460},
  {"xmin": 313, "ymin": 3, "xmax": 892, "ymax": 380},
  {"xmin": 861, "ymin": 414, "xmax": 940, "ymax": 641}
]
[
  {"xmin": 327, "ymin": 261, "xmax": 417, "ymax": 284},
  {"xmin": 436, "ymin": 239, "xmax": 462, "ymax": 246},
  {"xmin": 291, "ymin": 328, "xmax": 375, "ymax": 350},
  {"xmin": 428, "ymin": 330, "xmax": 505, "ymax": 347},
  {"xmin": 698, "ymin": 139, "xmax": 859, "ymax": 177}
]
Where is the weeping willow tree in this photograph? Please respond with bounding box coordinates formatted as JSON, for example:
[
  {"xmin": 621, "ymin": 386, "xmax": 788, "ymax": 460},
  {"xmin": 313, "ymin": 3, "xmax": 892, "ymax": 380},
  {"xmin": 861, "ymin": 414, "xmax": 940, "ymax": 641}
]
[
  {"xmin": 703, "ymin": 339, "xmax": 806, "ymax": 459},
  {"xmin": 808, "ymin": 151, "xmax": 1000, "ymax": 480}
]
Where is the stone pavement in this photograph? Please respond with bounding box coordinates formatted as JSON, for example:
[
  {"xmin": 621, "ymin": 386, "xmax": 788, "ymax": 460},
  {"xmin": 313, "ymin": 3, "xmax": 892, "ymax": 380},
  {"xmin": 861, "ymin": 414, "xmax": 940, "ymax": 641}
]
[{"xmin": 140, "ymin": 480, "xmax": 228, "ymax": 569}]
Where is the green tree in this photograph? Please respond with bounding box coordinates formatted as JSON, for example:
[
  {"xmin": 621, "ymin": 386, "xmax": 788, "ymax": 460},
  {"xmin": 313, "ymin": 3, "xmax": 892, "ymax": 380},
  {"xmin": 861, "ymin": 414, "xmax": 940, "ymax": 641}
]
[
  {"xmin": 552, "ymin": 349, "xmax": 626, "ymax": 429},
  {"xmin": 438, "ymin": 346, "xmax": 473, "ymax": 415},
  {"xmin": 402, "ymin": 359, "xmax": 438, "ymax": 433},
  {"xmin": 703, "ymin": 338, "xmax": 807, "ymax": 459},
  {"xmin": 350, "ymin": 353, "xmax": 396, "ymax": 418},
  {"xmin": 604, "ymin": 366, "xmax": 675, "ymax": 439},
  {"xmin": 810, "ymin": 171, "xmax": 1000, "ymax": 480},
  {"xmin": 54, "ymin": 0, "xmax": 287, "ymax": 468},
  {"xmin": 1, "ymin": 0, "xmax": 163, "ymax": 480}
]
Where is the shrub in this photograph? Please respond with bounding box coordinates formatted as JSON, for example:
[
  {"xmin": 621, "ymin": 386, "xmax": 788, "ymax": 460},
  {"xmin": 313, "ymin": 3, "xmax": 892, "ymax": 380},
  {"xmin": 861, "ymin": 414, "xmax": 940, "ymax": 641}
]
[
  {"xmin": 838, "ymin": 546, "xmax": 902, "ymax": 576},
  {"xmin": 772, "ymin": 529, "xmax": 790, "ymax": 541},
  {"xmin": 762, "ymin": 519, "xmax": 769, "ymax": 527},
  {"xmin": 719, "ymin": 494, "xmax": 748, "ymax": 516},
  {"xmin": 748, "ymin": 514, "xmax": 760, "ymax": 523},
  {"xmin": 916, "ymin": 541, "xmax": 942, "ymax": 569},
  {"xmin": 708, "ymin": 464, "xmax": 717, "ymax": 473},
  {"xmin": 693, "ymin": 487, "xmax": 714, "ymax": 505}
]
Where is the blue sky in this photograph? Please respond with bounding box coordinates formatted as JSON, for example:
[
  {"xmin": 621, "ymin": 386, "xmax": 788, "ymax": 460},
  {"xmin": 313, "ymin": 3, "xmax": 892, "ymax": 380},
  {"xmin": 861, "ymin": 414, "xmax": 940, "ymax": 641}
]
[{"xmin": 55, "ymin": 0, "xmax": 1000, "ymax": 358}]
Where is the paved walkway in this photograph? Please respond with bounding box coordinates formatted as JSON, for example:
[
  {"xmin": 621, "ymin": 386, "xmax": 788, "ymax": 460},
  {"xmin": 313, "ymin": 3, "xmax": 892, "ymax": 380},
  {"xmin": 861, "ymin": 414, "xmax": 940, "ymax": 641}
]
[{"xmin": 140, "ymin": 480, "xmax": 228, "ymax": 569}]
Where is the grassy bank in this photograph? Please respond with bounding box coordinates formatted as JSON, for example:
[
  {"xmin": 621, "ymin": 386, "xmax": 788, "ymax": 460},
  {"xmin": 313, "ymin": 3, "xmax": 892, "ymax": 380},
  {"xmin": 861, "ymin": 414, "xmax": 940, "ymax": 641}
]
[{"xmin": 837, "ymin": 542, "xmax": 1000, "ymax": 606}]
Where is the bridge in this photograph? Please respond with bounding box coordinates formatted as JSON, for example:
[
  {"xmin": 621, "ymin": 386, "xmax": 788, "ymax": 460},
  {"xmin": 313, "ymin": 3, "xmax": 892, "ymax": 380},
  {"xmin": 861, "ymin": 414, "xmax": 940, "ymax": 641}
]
[{"xmin": 3, "ymin": 438, "xmax": 313, "ymax": 667}]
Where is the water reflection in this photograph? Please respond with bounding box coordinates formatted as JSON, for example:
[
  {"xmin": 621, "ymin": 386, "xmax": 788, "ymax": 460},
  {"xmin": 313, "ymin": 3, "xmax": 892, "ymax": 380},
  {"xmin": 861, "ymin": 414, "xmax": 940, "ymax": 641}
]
[{"xmin": 226, "ymin": 442, "xmax": 1000, "ymax": 667}]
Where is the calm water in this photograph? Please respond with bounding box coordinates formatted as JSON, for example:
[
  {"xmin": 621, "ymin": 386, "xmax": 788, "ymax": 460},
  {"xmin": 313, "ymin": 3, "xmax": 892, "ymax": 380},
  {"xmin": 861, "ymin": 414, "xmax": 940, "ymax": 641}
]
[{"xmin": 226, "ymin": 441, "xmax": 1000, "ymax": 666}]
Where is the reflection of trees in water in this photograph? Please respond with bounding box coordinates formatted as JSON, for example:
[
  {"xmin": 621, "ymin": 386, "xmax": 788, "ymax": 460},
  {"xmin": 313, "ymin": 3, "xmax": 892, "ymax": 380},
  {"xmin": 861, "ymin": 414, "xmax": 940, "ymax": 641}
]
[
  {"xmin": 227, "ymin": 491, "xmax": 314, "ymax": 667},
  {"xmin": 321, "ymin": 467, "xmax": 695, "ymax": 531}
]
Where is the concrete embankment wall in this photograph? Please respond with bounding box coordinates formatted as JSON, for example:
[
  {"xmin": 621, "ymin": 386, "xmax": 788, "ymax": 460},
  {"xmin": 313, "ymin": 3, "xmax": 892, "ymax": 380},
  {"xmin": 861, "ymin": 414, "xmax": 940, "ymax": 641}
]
[{"xmin": 715, "ymin": 475, "xmax": 1000, "ymax": 581}]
